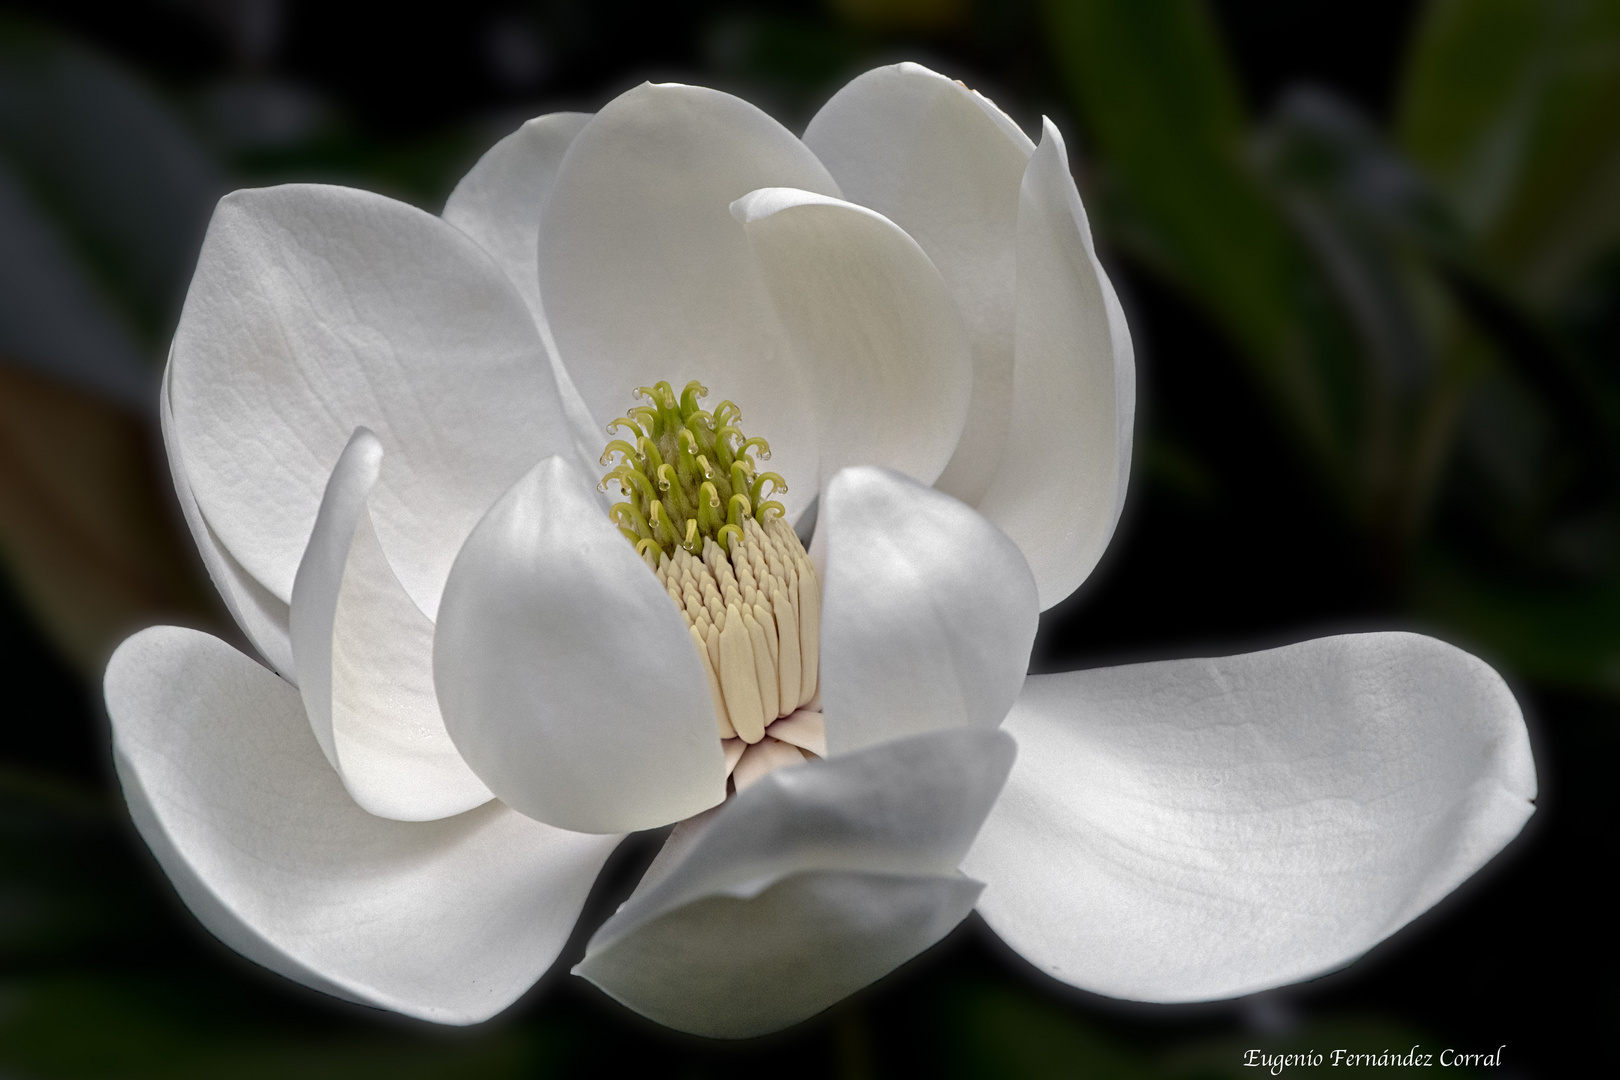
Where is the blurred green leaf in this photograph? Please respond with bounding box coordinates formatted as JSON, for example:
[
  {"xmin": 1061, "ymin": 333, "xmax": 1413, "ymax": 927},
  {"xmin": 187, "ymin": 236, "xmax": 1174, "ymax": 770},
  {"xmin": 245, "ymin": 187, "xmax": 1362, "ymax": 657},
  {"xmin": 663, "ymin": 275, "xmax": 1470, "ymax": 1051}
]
[
  {"xmin": 1041, "ymin": 0, "xmax": 1363, "ymax": 504},
  {"xmin": 1399, "ymin": 0, "xmax": 1620, "ymax": 306}
]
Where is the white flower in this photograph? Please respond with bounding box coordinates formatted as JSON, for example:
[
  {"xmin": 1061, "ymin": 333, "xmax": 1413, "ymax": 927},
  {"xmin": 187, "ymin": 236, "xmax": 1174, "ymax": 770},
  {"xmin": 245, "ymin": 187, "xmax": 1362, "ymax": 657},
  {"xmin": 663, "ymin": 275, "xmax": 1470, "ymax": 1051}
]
[{"xmin": 102, "ymin": 63, "xmax": 1535, "ymax": 1038}]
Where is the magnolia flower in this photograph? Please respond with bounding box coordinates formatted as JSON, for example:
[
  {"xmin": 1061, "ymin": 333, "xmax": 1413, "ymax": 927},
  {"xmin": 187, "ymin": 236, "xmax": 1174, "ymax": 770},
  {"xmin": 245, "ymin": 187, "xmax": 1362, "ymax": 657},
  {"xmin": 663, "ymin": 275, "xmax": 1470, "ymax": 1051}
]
[{"xmin": 103, "ymin": 63, "xmax": 1535, "ymax": 1039}]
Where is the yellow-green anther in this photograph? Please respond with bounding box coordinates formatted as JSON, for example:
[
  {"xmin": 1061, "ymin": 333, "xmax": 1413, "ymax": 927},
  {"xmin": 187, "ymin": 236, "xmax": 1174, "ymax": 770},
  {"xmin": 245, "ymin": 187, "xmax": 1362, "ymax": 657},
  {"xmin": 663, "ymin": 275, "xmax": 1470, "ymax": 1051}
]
[
  {"xmin": 600, "ymin": 439, "xmax": 640, "ymax": 467},
  {"xmin": 755, "ymin": 500, "xmax": 786, "ymax": 523},
  {"xmin": 750, "ymin": 472, "xmax": 786, "ymax": 505},
  {"xmin": 679, "ymin": 380, "xmax": 708, "ymax": 416},
  {"xmin": 636, "ymin": 537, "xmax": 662, "ymax": 562},
  {"xmin": 682, "ymin": 518, "xmax": 701, "ymax": 554},
  {"xmin": 715, "ymin": 400, "xmax": 741, "ymax": 427},
  {"xmin": 718, "ymin": 523, "xmax": 743, "ymax": 552},
  {"xmin": 606, "ymin": 466, "xmax": 656, "ymax": 505},
  {"xmin": 739, "ymin": 435, "xmax": 771, "ymax": 461},
  {"xmin": 728, "ymin": 493, "xmax": 752, "ymax": 530},
  {"xmin": 713, "ymin": 426, "xmax": 739, "ymax": 473},
  {"xmin": 607, "ymin": 416, "xmax": 645, "ymax": 440},
  {"xmin": 619, "ymin": 527, "xmax": 642, "ymax": 546}
]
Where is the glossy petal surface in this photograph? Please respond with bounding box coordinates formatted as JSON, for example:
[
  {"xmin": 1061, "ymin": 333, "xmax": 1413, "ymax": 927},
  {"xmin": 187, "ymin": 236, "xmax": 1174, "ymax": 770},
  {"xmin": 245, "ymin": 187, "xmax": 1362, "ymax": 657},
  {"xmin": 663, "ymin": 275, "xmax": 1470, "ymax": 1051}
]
[
  {"xmin": 975, "ymin": 120, "xmax": 1135, "ymax": 610},
  {"xmin": 962, "ymin": 633, "xmax": 1536, "ymax": 1002},
  {"xmin": 106, "ymin": 625, "xmax": 619, "ymax": 1024},
  {"xmin": 169, "ymin": 183, "xmax": 571, "ymax": 617},
  {"xmin": 732, "ymin": 187, "xmax": 970, "ymax": 489},
  {"xmin": 577, "ymin": 728, "xmax": 1014, "ymax": 1037},
  {"xmin": 818, "ymin": 467, "xmax": 1038, "ymax": 755},
  {"xmin": 289, "ymin": 429, "xmax": 492, "ymax": 821},
  {"xmin": 536, "ymin": 83, "xmax": 840, "ymax": 524},
  {"xmin": 434, "ymin": 456, "xmax": 726, "ymax": 833},
  {"xmin": 804, "ymin": 62, "xmax": 1033, "ymax": 505}
]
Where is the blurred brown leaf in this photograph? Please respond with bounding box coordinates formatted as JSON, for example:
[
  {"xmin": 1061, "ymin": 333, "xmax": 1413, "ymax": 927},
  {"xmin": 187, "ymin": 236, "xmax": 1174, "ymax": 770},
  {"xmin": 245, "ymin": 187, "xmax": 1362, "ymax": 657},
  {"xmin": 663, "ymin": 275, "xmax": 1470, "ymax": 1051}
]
[{"xmin": 0, "ymin": 363, "xmax": 211, "ymax": 677}]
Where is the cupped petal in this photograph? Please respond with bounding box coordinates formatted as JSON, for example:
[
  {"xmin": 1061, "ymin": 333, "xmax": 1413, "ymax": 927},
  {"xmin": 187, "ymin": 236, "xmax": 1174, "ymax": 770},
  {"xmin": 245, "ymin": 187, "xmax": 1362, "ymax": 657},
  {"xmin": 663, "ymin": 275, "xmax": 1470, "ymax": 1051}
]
[
  {"xmin": 289, "ymin": 429, "xmax": 493, "ymax": 821},
  {"xmin": 442, "ymin": 112, "xmax": 601, "ymax": 474},
  {"xmin": 105, "ymin": 625, "xmax": 620, "ymax": 1024},
  {"xmin": 974, "ymin": 119, "xmax": 1135, "ymax": 611},
  {"xmin": 818, "ymin": 467, "xmax": 1038, "ymax": 756},
  {"xmin": 803, "ymin": 62, "xmax": 1033, "ymax": 505},
  {"xmin": 160, "ymin": 357, "xmax": 294, "ymax": 680},
  {"xmin": 577, "ymin": 728, "xmax": 1015, "ymax": 1038},
  {"xmin": 434, "ymin": 455, "xmax": 726, "ymax": 834},
  {"xmin": 962, "ymin": 632, "xmax": 1536, "ymax": 1003},
  {"xmin": 535, "ymin": 82, "xmax": 841, "ymax": 524},
  {"xmin": 731, "ymin": 187, "xmax": 970, "ymax": 488},
  {"xmin": 169, "ymin": 183, "xmax": 573, "ymax": 618}
]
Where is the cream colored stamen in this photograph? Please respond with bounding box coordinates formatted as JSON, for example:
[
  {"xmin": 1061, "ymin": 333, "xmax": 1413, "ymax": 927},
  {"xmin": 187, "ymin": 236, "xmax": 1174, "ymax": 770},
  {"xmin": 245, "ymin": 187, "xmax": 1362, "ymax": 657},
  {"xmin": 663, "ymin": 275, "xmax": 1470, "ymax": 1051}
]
[{"xmin": 657, "ymin": 516, "xmax": 821, "ymax": 761}]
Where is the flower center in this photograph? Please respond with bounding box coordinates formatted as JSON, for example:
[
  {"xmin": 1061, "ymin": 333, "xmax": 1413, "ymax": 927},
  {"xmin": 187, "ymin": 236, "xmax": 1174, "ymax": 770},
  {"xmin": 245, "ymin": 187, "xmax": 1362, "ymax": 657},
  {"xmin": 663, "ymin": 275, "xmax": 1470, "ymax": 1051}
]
[{"xmin": 601, "ymin": 381, "xmax": 824, "ymax": 791}]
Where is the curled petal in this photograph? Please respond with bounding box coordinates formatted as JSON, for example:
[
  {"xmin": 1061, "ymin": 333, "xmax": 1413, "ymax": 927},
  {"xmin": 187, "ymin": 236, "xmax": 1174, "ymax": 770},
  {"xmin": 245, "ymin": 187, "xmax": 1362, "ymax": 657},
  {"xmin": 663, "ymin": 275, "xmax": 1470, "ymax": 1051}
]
[
  {"xmin": 105, "ymin": 626, "xmax": 618, "ymax": 1024},
  {"xmin": 819, "ymin": 467, "xmax": 1037, "ymax": 755},
  {"xmin": 289, "ymin": 429, "xmax": 493, "ymax": 821},
  {"xmin": 975, "ymin": 119, "xmax": 1135, "ymax": 610},
  {"xmin": 434, "ymin": 456, "xmax": 726, "ymax": 833},
  {"xmin": 962, "ymin": 633, "xmax": 1536, "ymax": 1002},
  {"xmin": 577, "ymin": 728, "xmax": 1015, "ymax": 1037}
]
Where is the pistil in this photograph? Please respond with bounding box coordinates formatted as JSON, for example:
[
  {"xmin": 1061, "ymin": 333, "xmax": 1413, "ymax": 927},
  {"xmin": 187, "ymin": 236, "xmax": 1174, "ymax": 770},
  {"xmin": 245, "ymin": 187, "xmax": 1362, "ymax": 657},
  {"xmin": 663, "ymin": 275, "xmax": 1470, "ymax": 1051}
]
[{"xmin": 601, "ymin": 381, "xmax": 824, "ymax": 791}]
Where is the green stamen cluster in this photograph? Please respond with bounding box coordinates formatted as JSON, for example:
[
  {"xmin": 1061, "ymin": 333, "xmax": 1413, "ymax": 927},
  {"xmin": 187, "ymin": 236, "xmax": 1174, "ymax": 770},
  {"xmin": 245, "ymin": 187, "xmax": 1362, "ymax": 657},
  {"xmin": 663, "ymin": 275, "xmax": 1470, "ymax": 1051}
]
[{"xmin": 601, "ymin": 380, "xmax": 787, "ymax": 563}]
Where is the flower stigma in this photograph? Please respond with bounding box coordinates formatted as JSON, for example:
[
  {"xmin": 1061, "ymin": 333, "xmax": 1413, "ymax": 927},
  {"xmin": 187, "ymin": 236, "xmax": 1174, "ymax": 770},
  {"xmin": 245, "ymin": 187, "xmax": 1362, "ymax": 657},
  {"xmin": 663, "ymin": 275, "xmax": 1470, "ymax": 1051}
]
[{"xmin": 601, "ymin": 381, "xmax": 824, "ymax": 792}]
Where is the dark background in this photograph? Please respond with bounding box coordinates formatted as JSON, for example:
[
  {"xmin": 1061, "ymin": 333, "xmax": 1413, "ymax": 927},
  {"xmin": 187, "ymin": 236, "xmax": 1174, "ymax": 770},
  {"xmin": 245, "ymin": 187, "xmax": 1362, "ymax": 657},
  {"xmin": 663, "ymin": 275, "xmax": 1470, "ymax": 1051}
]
[{"xmin": 2, "ymin": 1, "xmax": 1614, "ymax": 1076}]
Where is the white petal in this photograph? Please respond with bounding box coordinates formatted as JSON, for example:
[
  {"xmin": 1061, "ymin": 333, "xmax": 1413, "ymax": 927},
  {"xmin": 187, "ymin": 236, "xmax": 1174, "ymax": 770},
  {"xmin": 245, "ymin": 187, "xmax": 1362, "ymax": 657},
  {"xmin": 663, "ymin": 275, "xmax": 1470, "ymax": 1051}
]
[
  {"xmin": 962, "ymin": 632, "xmax": 1536, "ymax": 1002},
  {"xmin": 160, "ymin": 357, "xmax": 294, "ymax": 680},
  {"xmin": 577, "ymin": 728, "xmax": 1014, "ymax": 1038},
  {"xmin": 535, "ymin": 82, "xmax": 840, "ymax": 525},
  {"xmin": 442, "ymin": 112, "xmax": 601, "ymax": 475},
  {"xmin": 731, "ymin": 187, "xmax": 970, "ymax": 488},
  {"xmin": 169, "ymin": 183, "xmax": 573, "ymax": 618},
  {"xmin": 105, "ymin": 625, "xmax": 619, "ymax": 1024},
  {"xmin": 804, "ymin": 62, "xmax": 1033, "ymax": 505},
  {"xmin": 819, "ymin": 467, "xmax": 1038, "ymax": 755},
  {"xmin": 975, "ymin": 119, "xmax": 1135, "ymax": 610},
  {"xmin": 289, "ymin": 429, "xmax": 493, "ymax": 821},
  {"xmin": 434, "ymin": 455, "xmax": 726, "ymax": 833}
]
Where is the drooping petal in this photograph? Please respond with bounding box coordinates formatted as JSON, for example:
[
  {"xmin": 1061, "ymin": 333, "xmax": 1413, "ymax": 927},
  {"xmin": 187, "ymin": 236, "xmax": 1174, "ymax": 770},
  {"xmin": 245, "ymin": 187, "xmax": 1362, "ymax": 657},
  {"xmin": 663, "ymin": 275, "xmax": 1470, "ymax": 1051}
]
[
  {"xmin": 974, "ymin": 119, "xmax": 1135, "ymax": 611},
  {"xmin": 962, "ymin": 633, "xmax": 1536, "ymax": 1003},
  {"xmin": 818, "ymin": 467, "xmax": 1038, "ymax": 755},
  {"xmin": 535, "ymin": 82, "xmax": 841, "ymax": 524},
  {"xmin": 442, "ymin": 112, "xmax": 601, "ymax": 473},
  {"xmin": 434, "ymin": 455, "xmax": 727, "ymax": 834},
  {"xmin": 169, "ymin": 183, "xmax": 572, "ymax": 618},
  {"xmin": 105, "ymin": 625, "xmax": 620, "ymax": 1024},
  {"xmin": 731, "ymin": 187, "xmax": 971, "ymax": 488},
  {"xmin": 803, "ymin": 62, "xmax": 1033, "ymax": 505},
  {"xmin": 160, "ymin": 357, "xmax": 294, "ymax": 680},
  {"xmin": 577, "ymin": 728, "xmax": 1015, "ymax": 1038},
  {"xmin": 289, "ymin": 429, "xmax": 493, "ymax": 822}
]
